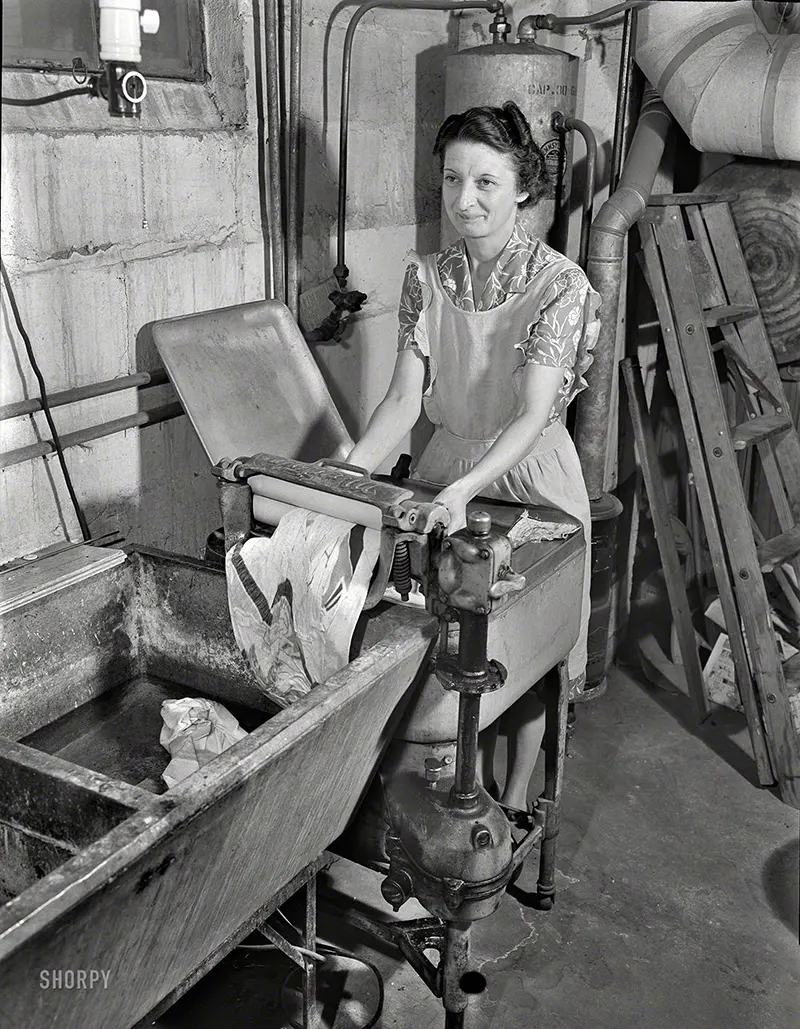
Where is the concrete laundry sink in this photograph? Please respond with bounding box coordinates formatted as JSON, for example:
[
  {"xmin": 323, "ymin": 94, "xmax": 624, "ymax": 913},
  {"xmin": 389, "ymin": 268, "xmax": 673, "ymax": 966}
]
[{"xmin": 0, "ymin": 545, "xmax": 434, "ymax": 1029}]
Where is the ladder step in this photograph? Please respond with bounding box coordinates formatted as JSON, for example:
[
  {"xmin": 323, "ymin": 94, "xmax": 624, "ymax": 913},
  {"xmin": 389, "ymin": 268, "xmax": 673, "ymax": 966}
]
[
  {"xmin": 757, "ymin": 527, "xmax": 800, "ymax": 573},
  {"xmin": 703, "ymin": 304, "xmax": 758, "ymax": 328},
  {"xmin": 731, "ymin": 414, "xmax": 793, "ymax": 450}
]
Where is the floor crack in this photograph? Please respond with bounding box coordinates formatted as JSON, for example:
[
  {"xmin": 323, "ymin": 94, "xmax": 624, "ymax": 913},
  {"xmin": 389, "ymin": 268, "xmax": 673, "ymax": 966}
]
[{"xmin": 479, "ymin": 904, "xmax": 540, "ymax": 971}]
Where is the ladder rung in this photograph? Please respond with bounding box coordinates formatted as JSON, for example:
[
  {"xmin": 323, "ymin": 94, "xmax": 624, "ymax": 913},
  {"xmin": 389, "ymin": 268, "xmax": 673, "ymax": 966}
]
[
  {"xmin": 731, "ymin": 414, "xmax": 793, "ymax": 450},
  {"xmin": 757, "ymin": 527, "xmax": 800, "ymax": 573},
  {"xmin": 703, "ymin": 304, "xmax": 758, "ymax": 328}
]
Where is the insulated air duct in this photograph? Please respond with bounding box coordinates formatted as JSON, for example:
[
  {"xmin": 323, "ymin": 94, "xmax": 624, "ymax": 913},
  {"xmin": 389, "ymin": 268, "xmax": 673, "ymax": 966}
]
[{"xmin": 636, "ymin": 0, "xmax": 800, "ymax": 161}]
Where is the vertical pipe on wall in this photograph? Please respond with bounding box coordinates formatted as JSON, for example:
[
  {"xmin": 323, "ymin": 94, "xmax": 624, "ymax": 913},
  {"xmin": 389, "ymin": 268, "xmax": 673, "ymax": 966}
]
[
  {"xmin": 286, "ymin": 0, "xmax": 302, "ymax": 317},
  {"xmin": 264, "ymin": 0, "xmax": 286, "ymax": 303},
  {"xmin": 251, "ymin": 0, "xmax": 273, "ymax": 296}
]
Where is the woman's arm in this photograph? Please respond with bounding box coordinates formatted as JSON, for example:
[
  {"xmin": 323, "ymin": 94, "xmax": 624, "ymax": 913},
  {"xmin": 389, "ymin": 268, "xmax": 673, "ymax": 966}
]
[
  {"xmin": 434, "ymin": 362, "xmax": 565, "ymax": 532},
  {"xmin": 345, "ymin": 347, "xmax": 426, "ymax": 473}
]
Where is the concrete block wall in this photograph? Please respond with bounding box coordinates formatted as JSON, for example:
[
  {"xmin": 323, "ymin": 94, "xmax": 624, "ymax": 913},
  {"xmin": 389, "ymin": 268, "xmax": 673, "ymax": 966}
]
[{"xmin": 0, "ymin": 1, "xmax": 263, "ymax": 564}]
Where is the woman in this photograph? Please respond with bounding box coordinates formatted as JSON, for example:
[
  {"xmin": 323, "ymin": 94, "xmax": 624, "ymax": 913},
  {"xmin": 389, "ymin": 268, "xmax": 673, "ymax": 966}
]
[{"xmin": 347, "ymin": 102, "xmax": 600, "ymax": 813}]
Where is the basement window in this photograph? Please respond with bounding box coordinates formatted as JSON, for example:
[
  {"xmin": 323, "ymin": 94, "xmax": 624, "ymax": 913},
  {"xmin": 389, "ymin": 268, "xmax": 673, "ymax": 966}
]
[{"xmin": 1, "ymin": 0, "xmax": 206, "ymax": 81}]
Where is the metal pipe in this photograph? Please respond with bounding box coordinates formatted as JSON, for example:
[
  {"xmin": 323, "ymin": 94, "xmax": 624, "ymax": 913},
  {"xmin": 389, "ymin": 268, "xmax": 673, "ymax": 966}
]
[
  {"xmin": 554, "ymin": 114, "xmax": 597, "ymax": 271},
  {"xmin": 609, "ymin": 5, "xmax": 637, "ymax": 194},
  {"xmin": 521, "ymin": 1, "xmax": 648, "ymax": 33},
  {"xmin": 286, "ymin": 0, "xmax": 302, "ymax": 317},
  {"xmin": 0, "ymin": 402, "xmax": 184, "ymax": 470},
  {"xmin": 0, "ymin": 369, "xmax": 170, "ymax": 422},
  {"xmin": 573, "ymin": 85, "xmax": 672, "ymax": 500},
  {"xmin": 441, "ymin": 921, "xmax": 471, "ymax": 1023},
  {"xmin": 335, "ymin": 0, "xmax": 503, "ymax": 288},
  {"xmin": 264, "ymin": 0, "xmax": 286, "ymax": 302}
]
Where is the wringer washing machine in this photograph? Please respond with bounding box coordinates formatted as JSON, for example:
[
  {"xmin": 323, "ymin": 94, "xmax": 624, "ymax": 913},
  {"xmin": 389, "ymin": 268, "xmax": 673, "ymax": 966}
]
[{"xmin": 153, "ymin": 299, "xmax": 585, "ymax": 1026}]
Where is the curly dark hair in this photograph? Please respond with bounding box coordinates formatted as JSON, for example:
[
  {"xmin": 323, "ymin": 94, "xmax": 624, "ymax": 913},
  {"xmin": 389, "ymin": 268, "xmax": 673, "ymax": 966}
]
[{"xmin": 432, "ymin": 101, "xmax": 548, "ymax": 208}]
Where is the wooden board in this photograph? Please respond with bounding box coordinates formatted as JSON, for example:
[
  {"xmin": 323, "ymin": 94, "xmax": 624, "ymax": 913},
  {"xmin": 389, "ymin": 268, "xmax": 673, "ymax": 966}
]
[
  {"xmin": 0, "ymin": 546, "xmax": 126, "ymax": 616},
  {"xmin": 622, "ymin": 357, "xmax": 708, "ymax": 721}
]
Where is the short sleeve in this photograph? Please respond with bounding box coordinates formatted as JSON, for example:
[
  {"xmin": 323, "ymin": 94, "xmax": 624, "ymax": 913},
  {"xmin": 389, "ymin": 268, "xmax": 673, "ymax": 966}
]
[
  {"xmin": 518, "ymin": 267, "xmax": 590, "ymax": 369},
  {"xmin": 397, "ymin": 262, "xmax": 424, "ymax": 352},
  {"xmin": 514, "ymin": 265, "xmax": 601, "ymax": 421}
]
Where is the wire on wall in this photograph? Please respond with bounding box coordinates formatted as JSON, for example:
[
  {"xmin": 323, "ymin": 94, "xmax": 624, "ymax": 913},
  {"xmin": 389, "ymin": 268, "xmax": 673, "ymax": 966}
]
[
  {"xmin": 0, "ymin": 259, "xmax": 91, "ymax": 541},
  {"xmin": 1, "ymin": 86, "xmax": 95, "ymax": 106}
]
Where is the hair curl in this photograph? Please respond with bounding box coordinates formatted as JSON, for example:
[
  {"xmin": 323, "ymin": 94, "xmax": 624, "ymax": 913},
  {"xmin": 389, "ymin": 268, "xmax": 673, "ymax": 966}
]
[{"xmin": 432, "ymin": 101, "xmax": 548, "ymax": 208}]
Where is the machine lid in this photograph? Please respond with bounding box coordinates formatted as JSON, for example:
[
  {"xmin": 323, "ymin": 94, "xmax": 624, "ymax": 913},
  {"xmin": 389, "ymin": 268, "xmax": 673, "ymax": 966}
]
[{"xmin": 150, "ymin": 300, "xmax": 352, "ymax": 465}]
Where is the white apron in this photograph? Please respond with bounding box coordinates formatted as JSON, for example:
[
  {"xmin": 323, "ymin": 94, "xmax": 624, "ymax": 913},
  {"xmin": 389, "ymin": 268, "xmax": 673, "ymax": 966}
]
[{"xmin": 409, "ymin": 251, "xmax": 592, "ymax": 691}]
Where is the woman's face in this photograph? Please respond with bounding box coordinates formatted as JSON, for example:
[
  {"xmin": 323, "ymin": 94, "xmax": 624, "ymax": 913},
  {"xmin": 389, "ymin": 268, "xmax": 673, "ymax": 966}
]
[{"xmin": 442, "ymin": 141, "xmax": 528, "ymax": 252}]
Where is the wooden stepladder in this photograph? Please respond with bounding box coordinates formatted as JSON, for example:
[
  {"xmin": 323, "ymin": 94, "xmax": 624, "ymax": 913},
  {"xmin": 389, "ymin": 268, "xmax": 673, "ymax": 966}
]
[{"xmin": 638, "ymin": 194, "xmax": 800, "ymax": 809}]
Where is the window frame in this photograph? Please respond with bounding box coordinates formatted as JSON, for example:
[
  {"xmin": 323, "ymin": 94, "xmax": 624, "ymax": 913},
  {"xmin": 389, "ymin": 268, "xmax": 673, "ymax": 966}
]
[{"xmin": 1, "ymin": 0, "xmax": 206, "ymax": 83}]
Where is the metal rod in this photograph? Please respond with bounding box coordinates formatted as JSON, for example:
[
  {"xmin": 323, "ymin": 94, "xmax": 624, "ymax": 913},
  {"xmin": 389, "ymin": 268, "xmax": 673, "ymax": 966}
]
[
  {"xmin": 449, "ymin": 610, "xmax": 488, "ymax": 809},
  {"xmin": 265, "ymin": 0, "xmax": 286, "ymax": 302},
  {"xmin": 286, "ymin": 0, "xmax": 302, "ymax": 317},
  {"xmin": 452, "ymin": 693, "xmax": 481, "ymax": 807},
  {"xmin": 609, "ymin": 6, "xmax": 637, "ymax": 194},
  {"xmin": 336, "ymin": 0, "xmax": 502, "ymax": 288},
  {"xmin": 441, "ymin": 921, "xmax": 471, "ymax": 1023},
  {"xmin": 0, "ymin": 402, "xmax": 184, "ymax": 469},
  {"xmin": 0, "ymin": 369, "xmax": 170, "ymax": 422}
]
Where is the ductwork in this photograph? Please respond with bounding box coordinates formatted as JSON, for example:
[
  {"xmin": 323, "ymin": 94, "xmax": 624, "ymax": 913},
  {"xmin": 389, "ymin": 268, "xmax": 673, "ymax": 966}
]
[
  {"xmin": 574, "ymin": 86, "xmax": 672, "ymax": 501},
  {"xmin": 636, "ymin": 0, "xmax": 800, "ymax": 161}
]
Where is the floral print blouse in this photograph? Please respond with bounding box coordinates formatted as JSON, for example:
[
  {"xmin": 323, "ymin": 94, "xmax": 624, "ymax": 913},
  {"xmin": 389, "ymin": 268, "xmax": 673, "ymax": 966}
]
[{"xmin": 397, "ymin": 222, "xmax": 600, "ymax": 423}]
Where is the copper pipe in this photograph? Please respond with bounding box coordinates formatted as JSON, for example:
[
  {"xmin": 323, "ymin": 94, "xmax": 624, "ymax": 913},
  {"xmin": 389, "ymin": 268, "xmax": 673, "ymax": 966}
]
[
  {"xmin": 573, "ymin": 85, "xmax": 672, "ymax": 500},
  {"xmin": 335, "ymin": 0, "xmax": 503, "ymax": 288},
  {"xmin": 0, "ymin": 402, "xmax": 184, "ymax": 470},
  {"xmin": 0, "ymin": 369, "xmax": 170, "ymax": 422}
]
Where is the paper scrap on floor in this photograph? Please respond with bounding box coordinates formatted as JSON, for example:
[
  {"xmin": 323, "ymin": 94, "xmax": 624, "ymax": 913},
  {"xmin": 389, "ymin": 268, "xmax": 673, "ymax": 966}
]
[
  {"xmin": 226, "ymin": 508, "xmax": 382, "ymax": 708},
  {"xmin": 160, "ymin": 698, "xmax": 248, "ymax": 788}
]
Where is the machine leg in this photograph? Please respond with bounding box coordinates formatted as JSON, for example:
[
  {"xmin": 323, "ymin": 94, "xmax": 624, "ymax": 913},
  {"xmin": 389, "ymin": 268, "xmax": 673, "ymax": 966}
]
[
  {"xmin": 302, "ymin": 876, "xmax": 319, "ymax": 1029},
  {"xmin": 536, "ymin": 660, "xmax": 570, "ymax": 910},
  {"xmin": 441, "ymin": 921, "xmax": 472, "ymax": 1027}
]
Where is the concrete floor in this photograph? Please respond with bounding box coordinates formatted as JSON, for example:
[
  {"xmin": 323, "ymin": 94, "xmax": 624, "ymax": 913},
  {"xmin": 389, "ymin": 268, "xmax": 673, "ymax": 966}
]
[{"xmin": 156, "ymin": 665, "xmax": 799, "ymax": 1029}]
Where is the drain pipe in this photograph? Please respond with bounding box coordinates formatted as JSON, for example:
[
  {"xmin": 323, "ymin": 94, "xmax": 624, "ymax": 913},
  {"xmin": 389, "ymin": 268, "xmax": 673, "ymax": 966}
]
[
  {"xmin": 574, "ymin": 84, "xmax": 671, "ymax": 501},
  {"xmin": 571, "ymin": 84, "xmax": 671, "ymax": 695}
]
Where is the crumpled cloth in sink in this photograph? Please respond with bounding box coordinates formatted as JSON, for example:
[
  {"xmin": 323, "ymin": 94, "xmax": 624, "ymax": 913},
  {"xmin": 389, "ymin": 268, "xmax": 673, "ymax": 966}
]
[
  {"xmin": 226, "ymin": 508, "xmax": 381, "ymax": 709},
  {"xmin": 160, "ymin": 697, "xmax": 248, "ymax": 788}
]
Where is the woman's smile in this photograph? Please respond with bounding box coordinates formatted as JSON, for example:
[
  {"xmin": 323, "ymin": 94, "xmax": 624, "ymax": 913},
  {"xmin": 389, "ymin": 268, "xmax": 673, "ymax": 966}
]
[{"xmin": 442, "ymin": 140, "xmax": 528, "ymax": 257}]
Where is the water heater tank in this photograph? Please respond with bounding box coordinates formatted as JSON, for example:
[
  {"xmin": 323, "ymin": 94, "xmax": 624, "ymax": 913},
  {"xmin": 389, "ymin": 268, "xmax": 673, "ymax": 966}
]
[{"xmin": 442, "ymin": 41, "xmax": 580, "ymax": 251}]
